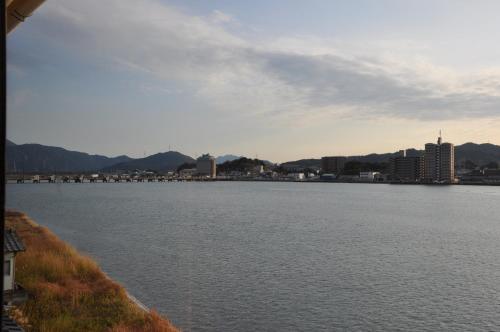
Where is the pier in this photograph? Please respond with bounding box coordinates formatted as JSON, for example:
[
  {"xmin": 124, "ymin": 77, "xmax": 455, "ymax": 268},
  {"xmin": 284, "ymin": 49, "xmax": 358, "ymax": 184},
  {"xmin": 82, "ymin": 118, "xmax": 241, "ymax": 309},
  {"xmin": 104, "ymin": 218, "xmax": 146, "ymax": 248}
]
[{"xmin": 6, "ymin": 174, "xmax": 216, "ymax": 184}]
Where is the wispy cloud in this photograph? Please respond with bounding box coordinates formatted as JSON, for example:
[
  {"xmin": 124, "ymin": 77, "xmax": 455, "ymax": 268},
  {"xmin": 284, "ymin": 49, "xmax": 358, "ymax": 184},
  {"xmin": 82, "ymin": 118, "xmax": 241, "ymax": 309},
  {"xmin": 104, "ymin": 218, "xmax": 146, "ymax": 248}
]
[{"xmin": 29, "ymin": 0, "xmax": 500, "ymax": 122}]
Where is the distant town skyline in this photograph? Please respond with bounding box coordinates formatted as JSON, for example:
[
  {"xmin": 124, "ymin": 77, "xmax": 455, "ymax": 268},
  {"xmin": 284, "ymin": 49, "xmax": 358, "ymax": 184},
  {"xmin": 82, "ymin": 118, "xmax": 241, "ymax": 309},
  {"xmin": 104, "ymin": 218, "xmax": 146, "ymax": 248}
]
[{"xmin": 7, "ymin": 0, "xmax": 500, "ymax": 162}]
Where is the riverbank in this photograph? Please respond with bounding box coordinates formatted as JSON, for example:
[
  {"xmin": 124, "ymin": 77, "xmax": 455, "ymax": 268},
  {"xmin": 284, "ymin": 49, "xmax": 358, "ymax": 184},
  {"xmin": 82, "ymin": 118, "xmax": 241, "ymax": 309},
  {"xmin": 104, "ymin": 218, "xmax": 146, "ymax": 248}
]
[{"xmin": 4, "ymin": 210, "xmax": 179, "ymax": 332}]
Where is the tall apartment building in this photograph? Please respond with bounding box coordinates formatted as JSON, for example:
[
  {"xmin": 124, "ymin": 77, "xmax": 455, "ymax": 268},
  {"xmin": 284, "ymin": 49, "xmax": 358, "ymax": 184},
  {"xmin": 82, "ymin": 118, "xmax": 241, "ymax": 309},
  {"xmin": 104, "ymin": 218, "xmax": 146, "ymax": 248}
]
[
  {"xmin": 320, "ymin": 156, "xmax": 347, "ymax": 174},
  {"xmin": 196, "ymin": 154, "xmax": 216, "ymax": 178},
  {"xmin": 389, "ymin": 150, "xmax": 424, "ymax": 182},
  {"xmin": 424, "ymin": 135, "xmax": 455, "ymax": 183}
]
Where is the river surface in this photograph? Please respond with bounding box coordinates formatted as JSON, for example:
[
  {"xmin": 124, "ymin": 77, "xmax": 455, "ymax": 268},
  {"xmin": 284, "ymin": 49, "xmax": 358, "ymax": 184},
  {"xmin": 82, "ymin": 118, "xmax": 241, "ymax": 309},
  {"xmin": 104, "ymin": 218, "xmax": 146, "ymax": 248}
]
[{"xmin": 6, "ymin": 182, "xmax": 500, "ymax": 331}]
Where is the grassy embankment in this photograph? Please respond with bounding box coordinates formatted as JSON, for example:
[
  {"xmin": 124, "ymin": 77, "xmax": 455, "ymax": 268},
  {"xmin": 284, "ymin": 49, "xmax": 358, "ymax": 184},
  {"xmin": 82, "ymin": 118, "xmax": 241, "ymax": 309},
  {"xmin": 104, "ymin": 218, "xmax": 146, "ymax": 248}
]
[{"xmin": 5, "ymin": 210, "xmax": 179, "ymax": 332}]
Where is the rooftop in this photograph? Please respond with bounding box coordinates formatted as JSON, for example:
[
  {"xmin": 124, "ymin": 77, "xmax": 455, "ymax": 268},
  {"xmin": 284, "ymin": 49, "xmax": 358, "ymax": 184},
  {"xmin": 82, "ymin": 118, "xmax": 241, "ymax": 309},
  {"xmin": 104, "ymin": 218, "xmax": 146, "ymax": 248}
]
[
  {"xmin": 4, "ymin": 230, "xmax": 25, "ymax": 253},
  {"xmin": 2, "ymin": 314, "xmax": 24, "ymax": 332}
]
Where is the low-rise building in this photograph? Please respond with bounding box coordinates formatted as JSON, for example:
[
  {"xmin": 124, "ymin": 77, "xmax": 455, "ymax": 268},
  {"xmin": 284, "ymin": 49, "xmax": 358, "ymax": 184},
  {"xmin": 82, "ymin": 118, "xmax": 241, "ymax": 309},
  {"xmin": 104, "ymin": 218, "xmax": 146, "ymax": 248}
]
[
  {"xmin": 4, "ymin": 230, "xmax": 28, "ymax": 307},
  {"xmin": 460, "ymin": 168, "xmax": 500, "ymax": 184},
  {"xmin": 179, "ymin": 168, "xmax": 197, "ymax": 178},
  {"xmin": 254, "ymin": 165, "xmax": 264, "ymax": 175},
  {"xmin": 4, "ymin": 230, "xmax": 25, "ymax": 293},
  {"xmin": 389, "ymin": 150, "xmax": 424, "ymax": 182},
  {"xmin": 359, "ymin": 171, "xmax": 380, "ymax": 182},
  {"xmin": 287, "ymin": 173, "xmax": 305, "ymax": 181}
]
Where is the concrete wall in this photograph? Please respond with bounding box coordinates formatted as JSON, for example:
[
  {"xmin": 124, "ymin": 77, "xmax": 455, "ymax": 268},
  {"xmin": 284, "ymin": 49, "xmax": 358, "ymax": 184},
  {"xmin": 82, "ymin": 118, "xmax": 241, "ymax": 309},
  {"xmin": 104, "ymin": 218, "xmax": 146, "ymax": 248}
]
[{"xmin": 4, "ymin": 252, "xmax": 15, "ymax": 291}]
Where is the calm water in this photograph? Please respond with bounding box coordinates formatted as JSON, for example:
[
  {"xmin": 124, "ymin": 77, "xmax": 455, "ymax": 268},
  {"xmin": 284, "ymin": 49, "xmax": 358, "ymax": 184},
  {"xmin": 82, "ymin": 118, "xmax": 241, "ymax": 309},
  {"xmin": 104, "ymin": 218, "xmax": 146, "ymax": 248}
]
[{"xmin": 6, "ymin": 182, "xmax": 500, "ymax": 331}]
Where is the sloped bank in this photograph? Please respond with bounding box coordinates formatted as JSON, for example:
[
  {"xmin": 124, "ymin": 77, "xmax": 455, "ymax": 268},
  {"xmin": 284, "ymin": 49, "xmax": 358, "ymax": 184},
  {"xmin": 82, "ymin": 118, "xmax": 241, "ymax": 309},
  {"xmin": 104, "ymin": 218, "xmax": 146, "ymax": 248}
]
[{"xmin": 5, "ymin": 210, "xmax": 179, "ymax": 332}]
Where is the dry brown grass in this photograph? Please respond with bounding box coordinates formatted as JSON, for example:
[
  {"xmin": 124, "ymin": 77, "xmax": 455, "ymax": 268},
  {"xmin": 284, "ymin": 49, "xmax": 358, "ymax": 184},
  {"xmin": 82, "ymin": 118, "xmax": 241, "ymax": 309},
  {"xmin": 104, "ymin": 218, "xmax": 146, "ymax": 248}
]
[{"xmin": 5, "ymin": 210, "xmax": 179, "ymax": 332}]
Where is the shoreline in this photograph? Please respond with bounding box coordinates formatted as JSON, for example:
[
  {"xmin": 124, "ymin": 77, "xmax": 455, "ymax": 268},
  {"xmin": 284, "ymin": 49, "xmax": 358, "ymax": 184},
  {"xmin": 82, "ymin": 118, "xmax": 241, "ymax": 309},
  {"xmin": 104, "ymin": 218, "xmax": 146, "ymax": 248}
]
[
  {"xmin": 4, "ymin": 210, "xmax": 179, "ymax": 332},
  {"xmin": 6, "ymin": 178, "xmax": 500, "ymax": 186}
]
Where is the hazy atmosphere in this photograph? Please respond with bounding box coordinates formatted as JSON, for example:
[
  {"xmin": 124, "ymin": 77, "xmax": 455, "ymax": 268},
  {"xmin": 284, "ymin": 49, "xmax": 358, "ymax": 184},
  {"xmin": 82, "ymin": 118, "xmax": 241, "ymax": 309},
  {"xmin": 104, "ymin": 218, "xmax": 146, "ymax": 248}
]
[{"xmin": 7, "ymin": 0, "xmax": 500, "ymax": 162}]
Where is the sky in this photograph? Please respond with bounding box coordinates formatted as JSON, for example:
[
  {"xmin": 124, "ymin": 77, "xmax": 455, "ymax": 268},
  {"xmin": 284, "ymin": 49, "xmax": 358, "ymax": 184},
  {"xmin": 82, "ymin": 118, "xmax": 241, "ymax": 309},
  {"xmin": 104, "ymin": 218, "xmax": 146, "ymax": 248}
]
[{"xmin": 7, "ymin": 0, "xmax": 500, "ymax": 162}]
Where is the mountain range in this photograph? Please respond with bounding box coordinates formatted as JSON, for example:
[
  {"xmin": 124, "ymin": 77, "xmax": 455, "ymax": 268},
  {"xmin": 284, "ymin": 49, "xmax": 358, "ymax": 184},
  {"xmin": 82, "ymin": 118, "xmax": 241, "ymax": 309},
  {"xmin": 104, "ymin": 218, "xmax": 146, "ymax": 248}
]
[
  {"xmin": 101, "ymin": 151, "xmax": 195, "ymax": 172},
  {"xmin": 281, "ymin": 143, "xmax": 500, "ymax": 169},
  {"xmin": 5, "ymin": 139, "xmax": 500, "ymax": 173},
  {"xmin": 5, "ymin": 140, "xmax": 132, "ymax": 173}
]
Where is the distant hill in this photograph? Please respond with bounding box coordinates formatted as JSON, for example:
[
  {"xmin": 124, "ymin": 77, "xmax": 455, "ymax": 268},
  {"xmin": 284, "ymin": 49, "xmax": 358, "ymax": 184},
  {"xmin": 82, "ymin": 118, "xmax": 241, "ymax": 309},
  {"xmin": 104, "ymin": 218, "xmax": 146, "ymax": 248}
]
[
  {"xmin": 455, "ymin": 143, "xmax": 500, "ymax": 166},
  {"xmin": 102, "ymin": 151, "xmax": 195, "ymax": 172},
  {"xmin": 281, "ymin": 144, "xmax": 500, "ymax": 169},
  {"xmin": 217, "ymin": 157, "xmax": 267, "ymax": 174},
  {"xmin": 6, "ymin": 141, "xmax": 132, "ymax": 173},
  {"xmin": 280, "ymin": 158, "xmax": 321, "ymax": 170},
  {"xmin": 6, "ymin": 140, "xmax": 499, "ymax": 174},
  {"xmin": 216, "ymin": 154, "xmax": 242, "ymax": 164},
  {"xmin": 348, "ymin": 148, "xmax": 423, "ymax": 164}
]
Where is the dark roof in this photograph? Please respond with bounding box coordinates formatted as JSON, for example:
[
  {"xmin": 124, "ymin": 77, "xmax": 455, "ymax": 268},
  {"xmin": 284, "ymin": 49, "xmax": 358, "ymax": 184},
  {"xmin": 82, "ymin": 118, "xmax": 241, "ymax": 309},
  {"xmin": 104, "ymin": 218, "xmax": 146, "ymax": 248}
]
[
  {"xmin": 4, "ymin": 230, "xmax": 25, "ymax": 253},
  {"xmin": 2, "ymin": 314, "xmax": 24, "ymax": 332}
]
